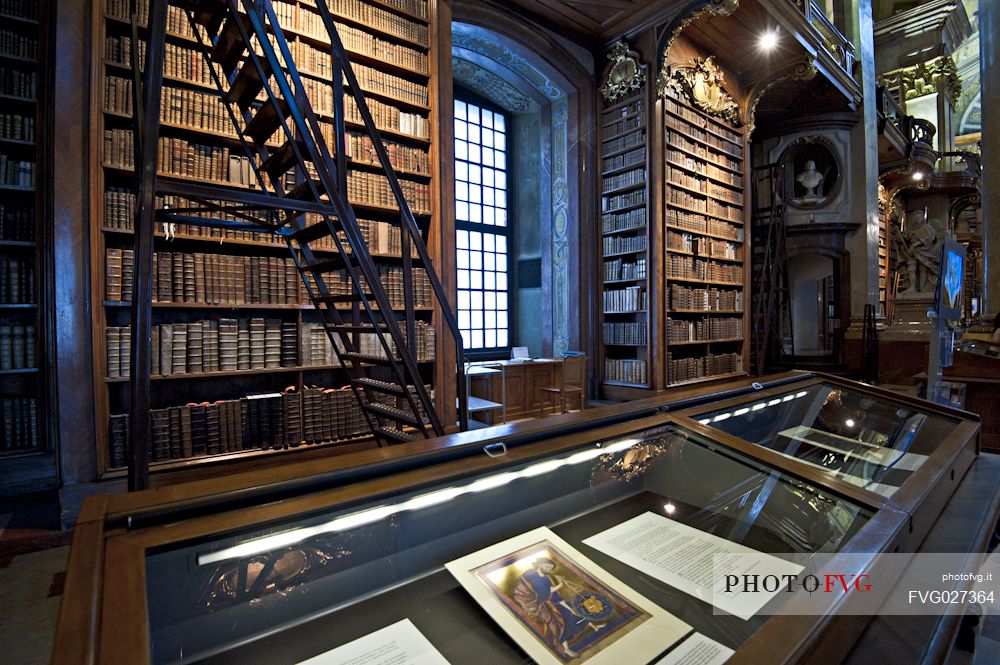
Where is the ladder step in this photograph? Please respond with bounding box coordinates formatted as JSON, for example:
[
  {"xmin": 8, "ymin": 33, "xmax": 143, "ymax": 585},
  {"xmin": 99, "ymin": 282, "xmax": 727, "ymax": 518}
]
[
  {"xmin": 341, "ymin": 352, "xmax": 399, "ymax": 365},
  {"xmin": 225, "ymin": 57, "xmax": 272, "ymax": 107},
  {"xmin": 332, "ymin": 323, "xmax": 391, "ymax": 332},
  {"xmin": 364, "ymin": 402, "xmax": 421, "ymax": 426},
  {"xmin": 287, "ymin": 177, "xmax": 324, "ymax": 201},
  {"xmin": 245, "ymin": 97, "xmax": 291, "ymax": 143},
  {"xmin": 188, "ymin": 0, "xmax": 228, "ymax": 28},
  {"xmin": 293, "ymin": 220, "xmax": 334, "ymax": 243},
  {"xmin": 374, "ymin": 426, "xmax": 414, "ymax": 443},
  {"xmin": 352, "ymin": 378, "xmax": 407, "ymax": 396},
  {"xmin": 261, "ymin": 138, "xmax": 306, "ymax": 180},
  {"xmin": 316, "ymin": 293, "xmax": 363, "ymax": 304},
  {"xmin": 306, "ymin": 256, "xmax": 348, "ymax": 273},
  {"xmin": 211, "ymin": 12, "xmax": 251, "ymax": 73}
]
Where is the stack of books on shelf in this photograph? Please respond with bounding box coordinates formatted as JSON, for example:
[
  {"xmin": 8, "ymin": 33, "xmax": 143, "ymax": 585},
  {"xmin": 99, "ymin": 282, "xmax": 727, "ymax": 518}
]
[
  {"xmin": 348, "ymin": 132, "xmax": 429, "ymax": 173},
  {"xmin": 1, "ymin": 397, "xmax": 37, "ymax": 451},
  {"xmin": 0, "ymin": 113, "xmax": 34, "ymax": 141},
  {"xmin": 0, "ymin": 202, "xmax": 33, "ymax": 240},
  {"xmin": 603, "ymin": 257, "xmax": 646, "ymax": 281},
  {"xmin": 604, "ymin": 358, "xmax": 647, "ymax": 385},
  {"xmin": 106, "ymin": 385, "xmax": 371, "ymax": 468},
  {"xmin": 328, "ymin": 0, "xmax": 428, "ymax": 45},
  {"xmin": 0, "ymin": 65, "xmax": 36, "ymax": 99},
  {"xmin": 666, "ymin": 351, "xmax": 742, "ymax": 384},
  {"xmin": 347, "ymin": 170, "xmax": 430, "ymax": 212},
  {"xmin": 669, "ymin": 284, "xmax": 743, "ymax": 312},
  {"xmin": 345, "ymin": 91, "xmax": 428, "ymax": 138},
  {"xmin": 666, "ymin": 316, "xmax": 741, "ymax": 343},
  {"xmin": 0, "ymin": 1, "xmax": 39, "ymax": 21},
  {"xmin": 602, "ymin": 234, "xmax": 646, "ymax": 256},
  {"xmin": 0, "ymin": 28, "xmax": 37, "ymax": 60},
  {"xmin": 603, "ymin": 286, "xmax": 646, "ymax": 313},
  {"xmin": 0, "ymin": 151, "xmax": 34, "ymax": 188},
  {"xmin": 0, "ymin": 323, "xmax": 35, "ymax": 369},
  {"xmin": 602, "ymin": 318, "xmax": 647, "ymax": 346},
  {"xmin": 0, "ymin": 256, "xmax": 33, "ymax": 302}
]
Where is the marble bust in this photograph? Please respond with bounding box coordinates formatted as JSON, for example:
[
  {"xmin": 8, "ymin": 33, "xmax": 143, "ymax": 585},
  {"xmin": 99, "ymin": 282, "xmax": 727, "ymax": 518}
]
[{"xmin": 793, "ymin": 160, "xmax": 824, "ymax": 204}]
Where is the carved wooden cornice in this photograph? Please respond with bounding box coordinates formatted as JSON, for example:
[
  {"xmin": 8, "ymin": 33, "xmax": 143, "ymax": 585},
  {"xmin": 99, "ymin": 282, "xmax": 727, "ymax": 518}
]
[
  {"xmin": 744, "ymin": 57, "xmax": 817, "ymax": 138},
  {"xmin": 660, "ymin": 0, "xmax": 740, "ymax": 62}
]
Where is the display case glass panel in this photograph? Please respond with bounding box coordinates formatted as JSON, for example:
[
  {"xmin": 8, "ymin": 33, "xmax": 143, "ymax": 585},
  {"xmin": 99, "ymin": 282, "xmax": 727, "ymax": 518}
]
[
  {"xmin": 690, "ymin": 382, "xmax": 961, "ymax": 497},
  {"xmin": 144, "ymin": 421, "xmax": 873, "ymax": 664}
]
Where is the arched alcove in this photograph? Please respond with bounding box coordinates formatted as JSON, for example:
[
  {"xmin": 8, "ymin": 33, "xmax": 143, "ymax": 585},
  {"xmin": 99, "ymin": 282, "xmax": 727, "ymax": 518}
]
[{"xmin": 447, "ymin": 2, "xmax": 596, "ymax": 359}]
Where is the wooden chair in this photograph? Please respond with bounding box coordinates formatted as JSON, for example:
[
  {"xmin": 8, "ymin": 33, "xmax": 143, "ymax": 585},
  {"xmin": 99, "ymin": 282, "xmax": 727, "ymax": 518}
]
[{"xmin": 539, "ymin": 355, "xmax": 587, "ymax": 415}]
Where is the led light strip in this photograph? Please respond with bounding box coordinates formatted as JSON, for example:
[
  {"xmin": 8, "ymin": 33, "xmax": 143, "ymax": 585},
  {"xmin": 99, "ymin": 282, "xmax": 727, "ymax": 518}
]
[
  {"xmin": 197, "ymin": 438, "xmax": 642, "ymax": 566},
  {"xmin": 696, "ymin": 390, "xmax": 809, "ymax": 426}
]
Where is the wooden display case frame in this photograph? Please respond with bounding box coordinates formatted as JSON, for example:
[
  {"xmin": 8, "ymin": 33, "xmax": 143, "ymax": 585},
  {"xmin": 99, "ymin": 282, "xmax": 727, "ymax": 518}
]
[{"xmin": 53, "ymin": 371, "xmax": 983, "ymax": 665}]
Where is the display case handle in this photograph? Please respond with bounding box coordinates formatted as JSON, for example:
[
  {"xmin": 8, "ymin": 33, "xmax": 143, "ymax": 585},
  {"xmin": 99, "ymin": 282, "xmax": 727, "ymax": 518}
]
[
  {"xmin": 752, "ymin": 382, "xmax": 764, "ymax": 390},
  {"xmin": 484, "ymin": 442, "xmax": 508, "ymax": 458}
]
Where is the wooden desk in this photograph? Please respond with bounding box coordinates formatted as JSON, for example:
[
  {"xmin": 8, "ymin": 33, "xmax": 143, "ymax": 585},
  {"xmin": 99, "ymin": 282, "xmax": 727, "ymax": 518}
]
[{"xmin": 466, "ymin": 359, "xmax": 567, "ymax": 422}]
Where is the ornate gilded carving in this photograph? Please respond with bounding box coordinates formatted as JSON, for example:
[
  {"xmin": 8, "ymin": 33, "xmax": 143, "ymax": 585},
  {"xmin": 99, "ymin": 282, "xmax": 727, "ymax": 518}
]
[
  {"xmin": 744, "ymin": 57, "xmax": 816, "ymax": 137},
  {"xmin": 661, "ymin": 0, "xmax": 739, "ymax": 61},
  {"xmin": 878, "ymin": 56, "xmax": 962, "ymax": 109},
  {"xmin": 658, "ymin": 56, "xmax": 740, "ymax": 124},
  {"xmin": 600, "ymin": 41, "xmax": 644, "ymax": 102}
]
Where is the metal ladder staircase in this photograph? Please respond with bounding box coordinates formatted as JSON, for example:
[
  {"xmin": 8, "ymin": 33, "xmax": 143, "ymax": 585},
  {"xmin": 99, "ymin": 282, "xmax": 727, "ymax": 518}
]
[
  {"xmin": 125, "ymin": 0, "xmax": 467, "ymax": 487},
  {"xmin": 750, "ymin": 163, "xmax": 794, "ymax": 375}
]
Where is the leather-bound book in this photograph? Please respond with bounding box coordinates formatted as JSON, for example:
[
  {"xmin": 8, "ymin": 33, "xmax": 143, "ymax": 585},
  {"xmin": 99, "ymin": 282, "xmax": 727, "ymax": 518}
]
[
  {"xmin": 189, "ymin": 403, "xmax": 207, "ymax": 456},
  {"xmin": 151, "ymin": 408, "xmax": 171, "ymax": 461},
  {"xmin": 204, "ymin": 402, "xmax": 220, "ymax": 455},
  {"xmin": 187, "ymin": 321, "xmax": 204, "ymax": 374},
  {"xmin": 179, "ymin": 405, "xmax": 193, "ymax": 458},
  {"xmin": 171, "ymin": 323, "xmax": 187, "ymax": 374},
  {"xmin": 106, "ymin": 248, "xmax": 123, "ymax": 302}
]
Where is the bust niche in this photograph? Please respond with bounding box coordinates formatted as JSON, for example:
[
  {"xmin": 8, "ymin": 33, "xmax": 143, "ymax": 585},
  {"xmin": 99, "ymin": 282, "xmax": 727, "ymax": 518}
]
[{"xmin": 779, "ymin": 139, "xmax": 840, "ymax": 210}]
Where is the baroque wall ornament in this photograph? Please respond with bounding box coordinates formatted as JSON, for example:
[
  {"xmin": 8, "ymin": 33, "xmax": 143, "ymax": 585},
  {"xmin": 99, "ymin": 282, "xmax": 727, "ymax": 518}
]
[
  {"xmin": 658, "ymin": 56, "xmax": 740, "ymax": 125},
  {"xmin": 878, "ymin": 56, "xmax": 962, "ymax": 109},
  {"xmin": 600, "ymin": 41, "xmax": 644, "ymax": 102},
  {"xmin": 451, "ymin": 57, "xmax": 534, "ymax": 113},
  {"xmin": 744, "ymin": 57, "xmax": 817, "ymax": 138}
]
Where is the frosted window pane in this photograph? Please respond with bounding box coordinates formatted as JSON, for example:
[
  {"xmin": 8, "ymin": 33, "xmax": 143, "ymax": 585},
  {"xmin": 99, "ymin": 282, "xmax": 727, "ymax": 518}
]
[
  {"xmin": 471, "ymin": 271, "xmax": 482, "ymax": 289},
  {"xmin": 485, "ymin": 272, "xmax": 496, "ymax": 290},
  {"xmin": 458, "ymin": 270, "xmax": 469, "ymax": 288},
  {"xmin": 454, "ymin": 119, "xmax": 467, "ymax": 141},
  {"xmin": 485, "ymin": 253, "xmax": 495, "ymax": 270},
  {"xmin": 455, "ymin": 140, "xmax": 467, "ymax": 160},
  {"xmin": 471, "ymin": 290, "xmax": 483, "ymax": 309},
  {"xmin": 482, "ymin": 129, "xmax": 494, "ymax": 148},
  {"xmin": 456, "ymin": 161, "xmax": 468, "ymax": 181},
  {"xmin": 456, "ymin": 201, "xmax": 469, "ymax": 221},
  {"xmin": 471, "ymin": 310, "xmax": 483, "ymax": 328},
  {"xmin": 484, "ymin": 188, "xmax": 495, "ymax": 206},
  {"xmin": 495, "ymin": 209, "xmax": 507, "ymax": 226},
  {"xmin": 483, "ymin": 168, "xmax": 495, "ymax": 187},
  {"xmin": 458, "ymin": 310, "xmax": 471, "ymax": 328},
  {"xmin": 485, "ymin": 292, "xmax": 496, "ymax": 309},
  {"xmin": 468, "ymin": 124, "xmax": 480, "ymax": 144},
  {"xmin": 472, "ymin": 330, "xmax": 483, "ymax": 348},
  {"xmin": 485, "ymin": 330, "xmax": 496, "ymax": 348},
  {"xmin": 481, "ymin": 110, "xmax": 493, "ymax": 129},
  {"xmin": 497, "ymin": 330, "xmax": 508, "ymax": 347},
  {"xmin": 470, "ymin": 251, "xmax": 482, "ymax": 270},
  {"xmin": 468, "ymin": 143, "xmax": 481, "ymax": 163},
  {"xmin": 457, "ymin": 249, "xmax": 469, "ymax": 269},
  {"xmin": 470, "ymin": 204, "xmax": 482, "ymax": 223},
  {"xmin": 495, "ymin": 171, "xmax": 506, "ymax": 189},
  {"xmin": 467, "ymin": 104, "xmax": 479, "ymax": 124},
  {"xmin": 494, "ymin": 114, "xmax": 505, "ymax": 131},
  {"xmin": 456, "ymin": 181, "xmax": 468, "ymax": 201},
  {"xmin": 468, "ymin": 164, "xmax": 481, "ymax": 184},
  {"xmin": 494, "ymin": 131, "xmax": 505, "ymax": 151},
  {"xmin": 496, "ymin": 151, "xmax": 506, "ymax": 169},
  {"xmin": 457, "ymin": 230, "xmax": 469, "ymax": 248},
  {"xmin": 496, "ymin": 190, "xmax": 506, "ymax": 208},
  {"xmin": 469, "ymin": 185, "xmax": 481, "ymax": 204},
  {"xmin": 496, "ymin": 235, "xmax": 507, "ymax": 253},
  {"xmin": 455, "ymin": 101, "xmax": 467, "ymax": 120},
  {"xmin": 484, "ymin": 234, "xmax": 495, "ymax": 251},
  {"xmin": 458, "ymin": 291, "xmax": 470, "ymax": 309},
  {"xmin": 497, "ymin": 311, "xmax": 508, "ymax": 328},
  {"xmin": 482, "ymin": 149, "xmax": 494, "ymax": 167},
  {"xmin": 470, "ymin": 231, "xmax": 482, "ymax": 250}
]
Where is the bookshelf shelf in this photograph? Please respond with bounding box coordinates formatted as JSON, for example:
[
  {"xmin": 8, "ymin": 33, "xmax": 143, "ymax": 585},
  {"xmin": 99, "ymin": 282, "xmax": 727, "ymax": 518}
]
[
  {"xmin": 601, "ymin": 57, "xmax": 651, "ymax": 391},
  {"xmin": 91, "ymin": 0, "xmax": 440, "ymax": 476},
  {"xmin": 664, "ymin": 87, "xmax": 748, "ymax": 387},
  {"xmin": 0, "ymin": 0, "xmax": 47, "ymax": 460}
]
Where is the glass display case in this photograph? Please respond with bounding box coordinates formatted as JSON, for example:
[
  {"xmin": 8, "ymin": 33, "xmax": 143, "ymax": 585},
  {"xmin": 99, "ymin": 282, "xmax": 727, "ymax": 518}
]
[{"xmin": 54, "ymin": 373, "xmax": 982, "ymax": 665}]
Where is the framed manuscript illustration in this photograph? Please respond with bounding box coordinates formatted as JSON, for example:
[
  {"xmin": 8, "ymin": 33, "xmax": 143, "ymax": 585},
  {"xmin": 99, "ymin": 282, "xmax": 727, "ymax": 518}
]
[{"xmin": 446, "ymin": 527, "xmax": 690, "ymax": 665}]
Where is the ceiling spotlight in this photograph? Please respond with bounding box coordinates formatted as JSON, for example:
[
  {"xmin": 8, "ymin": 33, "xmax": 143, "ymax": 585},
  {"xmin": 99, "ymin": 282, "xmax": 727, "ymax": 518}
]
[
  {"xmin": 845, "ymin": 419, "xmax": 855, "ymax": 428},
  {"xmin": 664, "ymin": 503, "xmax": 676, "ymax": 514},
  {"xmin": 759, "ymin": 30, "xmax": 779, "ymax": 51},
  {"xmin": 912, "ymin": 172, "xmax": 924, "ymax": 181}
]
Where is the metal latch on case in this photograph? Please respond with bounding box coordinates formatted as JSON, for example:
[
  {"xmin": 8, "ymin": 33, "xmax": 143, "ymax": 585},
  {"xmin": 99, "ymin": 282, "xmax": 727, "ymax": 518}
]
[{"xmin": 484, "ymin": 442, "xmax": 508, "ymax": 458}]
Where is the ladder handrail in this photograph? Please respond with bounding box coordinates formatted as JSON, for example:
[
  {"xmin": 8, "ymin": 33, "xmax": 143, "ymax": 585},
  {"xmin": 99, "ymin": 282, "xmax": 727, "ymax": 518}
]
[{"xmin": 310, "ymin": 0, "xmax": 469, "ymax": 430}]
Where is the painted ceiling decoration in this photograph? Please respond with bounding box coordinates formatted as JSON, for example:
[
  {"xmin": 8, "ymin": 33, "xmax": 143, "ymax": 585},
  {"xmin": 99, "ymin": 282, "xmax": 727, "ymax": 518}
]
[{"xmin": 452, "ymin": 57, "xmax": 536, "ymax": 113}]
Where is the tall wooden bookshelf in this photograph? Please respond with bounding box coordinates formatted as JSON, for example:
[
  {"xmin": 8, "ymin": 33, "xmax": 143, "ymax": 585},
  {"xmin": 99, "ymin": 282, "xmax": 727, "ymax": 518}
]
[
  {"xmin": 599, "ymin": 91, "xmax": 650, "ymax": 391},
  {"xmin": 0, "ymin": 0, "xmax": 51, "ymax": 460},
  {"xmin": 662, "ymin": 87, "xmax": 747, "ymax": 386},
  {"xmin": 89, "ymin": 0, "xmax": 439, "ymax": 477}
]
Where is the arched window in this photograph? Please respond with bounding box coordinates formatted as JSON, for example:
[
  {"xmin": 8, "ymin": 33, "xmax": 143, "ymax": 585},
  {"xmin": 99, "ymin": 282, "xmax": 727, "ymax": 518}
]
[{"xmin": 454, "ymin": 93, "xmax": 512, "ymax": 354}]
